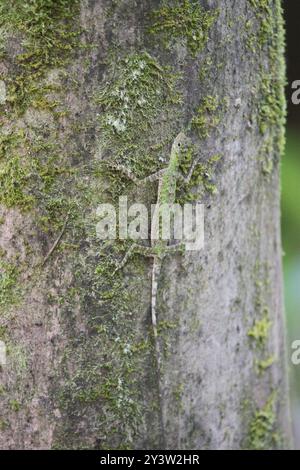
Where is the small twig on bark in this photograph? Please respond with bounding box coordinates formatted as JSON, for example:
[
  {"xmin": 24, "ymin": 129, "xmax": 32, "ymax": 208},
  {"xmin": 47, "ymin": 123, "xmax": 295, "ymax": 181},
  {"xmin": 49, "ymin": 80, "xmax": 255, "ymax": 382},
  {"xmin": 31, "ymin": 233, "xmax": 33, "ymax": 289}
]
[{"xmin": 41, "ymin": 213, "xmax": 70, "ymax": 267}]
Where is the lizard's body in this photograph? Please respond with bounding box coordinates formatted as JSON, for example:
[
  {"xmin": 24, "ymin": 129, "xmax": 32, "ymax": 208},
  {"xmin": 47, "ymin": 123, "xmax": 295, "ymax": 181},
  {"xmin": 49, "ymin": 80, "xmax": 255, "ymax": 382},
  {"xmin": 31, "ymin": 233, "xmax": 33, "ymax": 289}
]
[
  {"xmin": 147, "ymin": 133, "xmax": 186, "ymax": 438},
  {"xmin": 148, "ymin": 131, "xmax": 186, "ymax": 362},
  {"xmin": 112, "ymin": 132, "xmax": 190, "ymax": 441}
]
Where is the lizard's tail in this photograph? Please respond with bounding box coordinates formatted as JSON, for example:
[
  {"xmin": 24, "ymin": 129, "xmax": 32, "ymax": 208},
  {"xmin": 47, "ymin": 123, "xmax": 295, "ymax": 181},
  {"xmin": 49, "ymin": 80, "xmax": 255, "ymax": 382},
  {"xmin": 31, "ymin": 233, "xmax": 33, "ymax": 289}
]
[{"xmin": 151, "ymin": 257, "xmax": 166, "ymax": 446}]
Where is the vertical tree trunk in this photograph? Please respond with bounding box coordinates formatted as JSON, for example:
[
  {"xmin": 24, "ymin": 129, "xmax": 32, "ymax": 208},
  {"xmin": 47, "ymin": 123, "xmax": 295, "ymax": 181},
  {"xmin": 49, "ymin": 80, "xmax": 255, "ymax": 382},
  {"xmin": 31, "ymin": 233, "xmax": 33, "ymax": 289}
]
[{"xmin": 0, "ymin": 0, "xmax": 291, "ymax": 449}]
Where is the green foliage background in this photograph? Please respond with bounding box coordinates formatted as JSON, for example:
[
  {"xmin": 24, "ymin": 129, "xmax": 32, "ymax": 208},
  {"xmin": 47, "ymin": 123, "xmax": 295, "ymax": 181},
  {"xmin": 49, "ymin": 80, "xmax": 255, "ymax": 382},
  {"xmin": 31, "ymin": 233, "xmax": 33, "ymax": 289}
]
[{"xmin": 282, "ymin": 130, "xmax": 300, "ymax": 446}]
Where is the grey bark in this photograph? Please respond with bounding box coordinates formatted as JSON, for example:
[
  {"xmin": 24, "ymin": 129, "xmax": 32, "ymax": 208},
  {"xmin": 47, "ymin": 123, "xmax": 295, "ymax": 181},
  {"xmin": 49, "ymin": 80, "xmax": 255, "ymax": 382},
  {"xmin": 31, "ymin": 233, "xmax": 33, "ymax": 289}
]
[{"xmin": 0, "ymin": 0, "xmax": 292, "ymax": 449}]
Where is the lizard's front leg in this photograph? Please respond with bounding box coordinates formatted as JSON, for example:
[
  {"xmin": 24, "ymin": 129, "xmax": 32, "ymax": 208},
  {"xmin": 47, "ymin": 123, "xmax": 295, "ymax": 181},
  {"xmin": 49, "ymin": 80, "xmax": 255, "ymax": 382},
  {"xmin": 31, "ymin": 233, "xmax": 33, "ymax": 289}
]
[
  {"xmin": 177, "ymin": 160, "xmax": 199, "ymax": 185},
  {"xmin": 100, "ymin": 162, "xmax": 139, "ymax": 183},
  {"xmin": 101, "ymin": 161, "xmax": 166, "ymax": 185},
  {"xmin": 113, "ymin": 242, "xmax": 185, "ymax": 275},
  {"xmin": 113, "ymin": 244, "xmax": 156, "ymax": 275}
]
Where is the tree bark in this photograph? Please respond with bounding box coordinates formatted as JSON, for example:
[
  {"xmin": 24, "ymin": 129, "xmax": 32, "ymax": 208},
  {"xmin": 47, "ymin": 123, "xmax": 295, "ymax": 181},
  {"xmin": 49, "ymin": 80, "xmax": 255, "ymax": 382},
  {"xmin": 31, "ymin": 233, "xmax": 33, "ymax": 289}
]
[{"xmin": 0, "ymin": 0, "xmax": 292, "ymax": 449}]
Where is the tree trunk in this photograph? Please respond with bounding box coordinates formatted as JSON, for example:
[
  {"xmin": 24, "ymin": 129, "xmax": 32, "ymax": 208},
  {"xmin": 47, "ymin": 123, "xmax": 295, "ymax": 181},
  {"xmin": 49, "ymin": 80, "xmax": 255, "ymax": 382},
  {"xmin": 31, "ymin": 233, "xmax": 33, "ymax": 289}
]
[{"xmin": 0, "ymin": 0, "xmax": 292, "ymax": 450}]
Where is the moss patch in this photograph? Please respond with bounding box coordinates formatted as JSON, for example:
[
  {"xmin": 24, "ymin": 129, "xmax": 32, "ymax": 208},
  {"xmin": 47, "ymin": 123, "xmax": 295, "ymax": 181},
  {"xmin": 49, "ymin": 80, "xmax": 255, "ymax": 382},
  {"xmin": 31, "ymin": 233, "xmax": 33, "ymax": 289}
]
[
  {"xmin": 0, "ymin": 1, "xmax": 82, "ymax": 224},
  {"xmin": 248, "ymin": 0, "xmax": 286, "ymax": 171},
  {"xmin": 248, "ymin": 309, "xmax": 272, "ymax": 347},
  {"xmin": 248, "ymin": 392, "xmax": 278, "ymax": 449},
  {"xmin": 176, "ymin": 146, "xmax": 221, "ymax": 203},
  {"xmin": 191, "ymin": 95, "xmax": 220, "ymax": 139},
  {"xmin": 0, "ymin": 261, "xmax": 19, "ymax": 308},
  {"xmin": 0, "ymin": 124, "xmax": 76, "ymax": 233},
  {"xmin": 248, "ymin": 263, "xmax": 276, "ymax": 376},
  {"xmin": 249, "ymin": 0, "xmax": 273, "ymax": 47},
  {"xmin": 96, "ymin": 53, "xmax": 175, "ymax": 139},
  {"xmin": 52, "ymin": 245, "xmax": 159, "ymax": 449},
  {"xmin": 95, "ymin": 52, "xmax": 180, "ymax": 178},
  {"xmin": 9, "ymin": 398, "xmax": 21, "ymax": 412},
  {"xmin": 0, "ymin": 0, "xmax": 81, "ymax": 113},
  {"xmin": 255, "ymin": 355, "xmax": 276, "ymax": 375},
  {"xmin": 149, "ymin": 0, "xmax": 218, "ymax": 56},
  {"xmin": 258, "ymin": 74, "xmax": 285, "ymax": 138}
]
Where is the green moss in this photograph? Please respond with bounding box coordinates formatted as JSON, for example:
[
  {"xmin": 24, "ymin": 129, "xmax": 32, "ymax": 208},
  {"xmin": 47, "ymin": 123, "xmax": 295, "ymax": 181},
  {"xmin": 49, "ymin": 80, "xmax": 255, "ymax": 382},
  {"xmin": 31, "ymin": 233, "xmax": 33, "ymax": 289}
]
[
  {"xmin": 52, "ymin": 225, "xmax": 184, "ymax": 448},
  {"xmin": 191, "ymin": 95, "xmax": 220, "ymax": 138},
  {"xmin": 95, "ymin": 52, "xmax": 180, "ymax": 176},
  {"xmin": 176, "ymin": 147, "xmax": 221, "ymax": 203},
  {"xmin": 96, "ymin": 52, "xmax": 173, "ymax": 138},
  {"xmin": 57, "ymin": 333, "xmax": 147, "ymax": 448},
  {"xmin": 259, "ymin": 137, "xmax": 274, "ymax": 175},
  {"xmin": 248, "ymin": 0, "xmax": 286, "ymax": 171},
  {"xmin": 0, "ymin": 326, "xmax": 7, "ymax": 339},
  {"xmin": 258, "ymin": 75, "xmax": 285, "ymax": 137},
  {"xmin": 0, "ymin": 0, "xmax": 80, "ymax": 113},
  {"xmin": 149, "ymin": 0, "xmax": 218, "ymax": 56},
  {"xmin": 248, "ymin": 265, "xmax": 276, "ymax": 375},
  {"xmin": 0, "ymin": 261, "xmax": 19, "ymax": 308},
  {"xmin": 0, "ymin": 130, "xmax": 33, "ymax": 208},
  {"xmin": 198, "ymin": 56, "xmax": 213, "ymax": 82},
  {"xmin": 248, "ymin": 392, "xmax": 278, "ymax": 450},
  {"xmin": 9, "ymin": 399, "xmax": 21, "ymax": 412},
  {"xmin": 249, "ymin": 0, "xmax": 273, "ymax": 47},
  {"xmin": 173, "ymin": 383, "xmax": 184, "ymax": 403},
  {"xmin": 0, "ymin": 126, "xmax": 74, "ymax": 226},
  {"xmin": 0, "ymin": 419, "xmax": 8, "ymax": 430},
  {"xmin": 93, "ymin": 49, "xmax": 185, "ymax": 222},
  {"xmin": 0, "ymin": 2, "xmax": 82, "ymax": 224},
  {"xmin": 52, "ymin": 246, "xmax": 156, "ymax": 449},
  {"xmin": 248, "ymin": 310, "xmax": 272, "ymax": 347},
  {"xmin": 256, "ymin": 355, "xmax": 276, "ymax": 375},
  {"xmin": 173, "ymin": 93, "xmax": 222, "ymax": 203},
  {"xmin": 0, "ymin": 155, "xmax": 34, "ymax": 209}
]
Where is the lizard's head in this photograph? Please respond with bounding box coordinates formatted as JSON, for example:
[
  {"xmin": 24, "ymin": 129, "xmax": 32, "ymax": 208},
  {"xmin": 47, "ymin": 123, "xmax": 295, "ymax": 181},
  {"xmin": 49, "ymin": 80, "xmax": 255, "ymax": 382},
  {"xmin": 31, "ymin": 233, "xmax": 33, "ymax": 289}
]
[{"xmin": 172, "ymin": 132, "xmax": 189, "ymax": 157}]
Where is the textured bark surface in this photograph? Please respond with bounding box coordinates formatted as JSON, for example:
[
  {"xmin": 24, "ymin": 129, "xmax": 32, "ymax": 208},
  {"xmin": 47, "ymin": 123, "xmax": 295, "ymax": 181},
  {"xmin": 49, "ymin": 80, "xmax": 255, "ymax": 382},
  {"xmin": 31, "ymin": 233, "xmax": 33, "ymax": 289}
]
[{"xmin": 0, "ymin": 0, "xmax": 292, "ymax": 449}]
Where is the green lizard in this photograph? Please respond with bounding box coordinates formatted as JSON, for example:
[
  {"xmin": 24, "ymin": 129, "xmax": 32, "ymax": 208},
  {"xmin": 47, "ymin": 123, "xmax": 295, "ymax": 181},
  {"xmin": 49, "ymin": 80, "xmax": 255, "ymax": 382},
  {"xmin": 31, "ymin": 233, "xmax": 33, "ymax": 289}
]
[{"xmin": 108, "ymin": 132, "xmax": 196, "ymax": 440}]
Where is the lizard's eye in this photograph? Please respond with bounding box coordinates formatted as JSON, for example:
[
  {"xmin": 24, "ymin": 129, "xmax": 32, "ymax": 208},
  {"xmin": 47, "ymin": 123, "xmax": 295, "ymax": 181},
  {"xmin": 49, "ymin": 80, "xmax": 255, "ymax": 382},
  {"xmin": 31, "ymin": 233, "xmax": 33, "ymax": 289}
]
[{"xmin": 178, "ymin": 143, "xmax": 181, "ymax": 147}]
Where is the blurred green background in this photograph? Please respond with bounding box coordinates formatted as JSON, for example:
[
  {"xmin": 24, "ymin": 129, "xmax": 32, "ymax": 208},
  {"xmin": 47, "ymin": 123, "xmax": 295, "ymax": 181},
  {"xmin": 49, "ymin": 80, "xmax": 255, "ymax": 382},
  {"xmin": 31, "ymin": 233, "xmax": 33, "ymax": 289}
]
[
  {"xmin": 284, "ymin": 3, "xmax": 300, "ymax": 449},
  {"xmin": 282, "ymin": 132, "xmax": 300, "ymax": 447}
]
